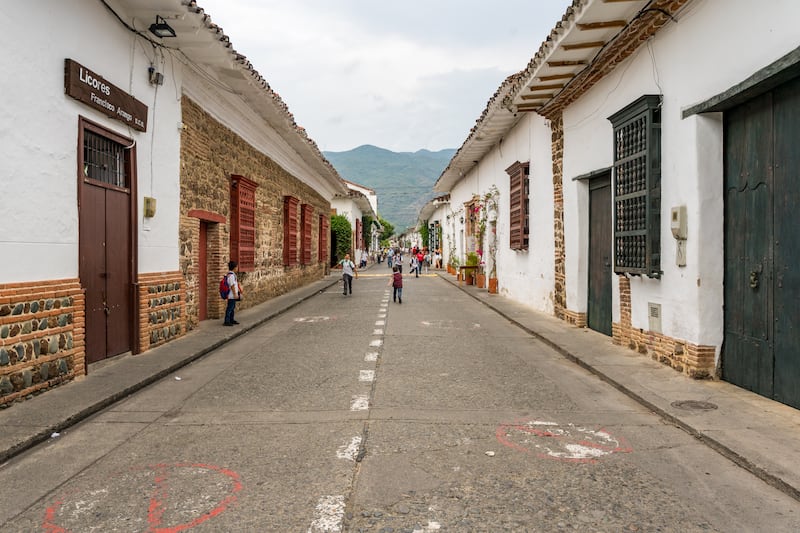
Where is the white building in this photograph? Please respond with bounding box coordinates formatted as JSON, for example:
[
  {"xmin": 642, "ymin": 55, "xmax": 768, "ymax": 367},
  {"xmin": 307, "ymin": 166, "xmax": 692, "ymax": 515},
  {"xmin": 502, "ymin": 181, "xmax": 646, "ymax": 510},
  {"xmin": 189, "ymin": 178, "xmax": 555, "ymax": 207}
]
[
  {"xmin": 0, "ymin": 0, "xmax": 345, "ymax": 405},
  {"xmin": 435, "ymin": 0, "xmax": 800, "ymax": 409}
]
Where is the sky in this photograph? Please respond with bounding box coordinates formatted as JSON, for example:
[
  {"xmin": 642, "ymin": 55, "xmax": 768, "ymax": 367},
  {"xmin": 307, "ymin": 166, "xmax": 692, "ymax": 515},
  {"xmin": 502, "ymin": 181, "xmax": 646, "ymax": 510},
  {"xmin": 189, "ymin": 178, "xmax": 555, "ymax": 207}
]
[{"xmin": 196, "ymin": 1, "xmax": 572, "ymax": 153}]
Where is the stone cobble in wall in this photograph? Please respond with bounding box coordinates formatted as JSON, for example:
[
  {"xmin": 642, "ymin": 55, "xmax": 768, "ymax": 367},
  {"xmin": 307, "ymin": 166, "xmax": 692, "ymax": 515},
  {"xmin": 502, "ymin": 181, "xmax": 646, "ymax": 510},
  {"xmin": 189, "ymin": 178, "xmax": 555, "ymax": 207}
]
[
  {"xmin": 0, "ymin": 279, "xmax": 84, "ymax": 406},
  {"xmin": 137, "ymin": 272, "xmax": 186, "ymax": 352}
]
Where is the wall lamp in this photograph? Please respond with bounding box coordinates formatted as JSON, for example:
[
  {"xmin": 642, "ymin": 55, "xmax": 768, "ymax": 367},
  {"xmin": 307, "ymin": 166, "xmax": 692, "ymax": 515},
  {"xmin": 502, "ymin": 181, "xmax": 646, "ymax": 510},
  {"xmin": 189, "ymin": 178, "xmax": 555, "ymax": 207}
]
[{"xmin": 149, "ymin": 15, "xmax": 176, "ymax": 38}]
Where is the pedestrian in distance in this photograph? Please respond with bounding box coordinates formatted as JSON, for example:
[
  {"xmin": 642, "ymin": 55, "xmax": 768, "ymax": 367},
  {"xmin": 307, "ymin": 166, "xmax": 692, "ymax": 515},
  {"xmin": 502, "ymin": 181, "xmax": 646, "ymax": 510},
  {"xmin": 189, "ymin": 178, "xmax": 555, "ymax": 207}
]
[
  {"xmin": 410, "ymin": 254, "xmax": 419, "ymax": 278},
  {"xmin": 223, "ymin": 260, "xmax": 241, "ymax": 326},
  {"xmin": 339, "ymin": 253, "xmax": 358, "ymax": 296},
  {"xmin": 388, "ymin": 265, "xmax": 403, "ymax": 304},
  {"xmin": 394, "ymin": 250, "xmax": 403, "ymax": 274}
]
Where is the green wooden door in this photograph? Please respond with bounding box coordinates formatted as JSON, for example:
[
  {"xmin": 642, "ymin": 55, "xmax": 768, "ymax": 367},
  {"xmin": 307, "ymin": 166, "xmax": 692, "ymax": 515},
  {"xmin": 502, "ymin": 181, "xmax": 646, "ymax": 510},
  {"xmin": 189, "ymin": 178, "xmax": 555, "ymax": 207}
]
[
  {"xmin": 723, "ymin": 76, "xmax": 800, "ymax": 408},
  {"xmin": 588, "ymin": 173, "xmax": 612, "ymax": 336}
]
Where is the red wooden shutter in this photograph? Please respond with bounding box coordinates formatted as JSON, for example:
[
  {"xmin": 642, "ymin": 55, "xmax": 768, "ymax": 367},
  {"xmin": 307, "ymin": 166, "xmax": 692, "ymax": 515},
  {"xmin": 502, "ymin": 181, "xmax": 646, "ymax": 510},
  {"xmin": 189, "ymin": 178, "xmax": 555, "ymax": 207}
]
[
  {"xmin": 506, "ymin": 161, "xmax": 530, "ymax": 251},
  {"xmin": 283, "ymin": 196, "xmax": 299, "ymax": 266},
  {"xmin": 230, "ymin": 175, "xmax": 258, "ymax": 271},
  {"xmin": 318, "ymin": 214, "xmax": 329, "ymax": 264},
  {"xmin": 301, "ymin": 204, "xmax": 314, "ymax": 265}
]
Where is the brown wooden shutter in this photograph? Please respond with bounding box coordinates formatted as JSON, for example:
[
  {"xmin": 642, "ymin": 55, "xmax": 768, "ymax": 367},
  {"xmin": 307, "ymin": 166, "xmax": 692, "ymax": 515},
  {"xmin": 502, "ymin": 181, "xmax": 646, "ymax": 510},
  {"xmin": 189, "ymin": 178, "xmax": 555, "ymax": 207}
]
[
  {"xmin": 230, "ymin": 175, "xmax": 258, "ymax": 271},
  {"xmin": 318, "ymin": 214, "xmax": 329, "ymax": 264},
  {"xmin": 506, "ymin": 161, "xmax": 530, "ymax": 250},
  {"xmin": 283, "ymin": 196, "xmax": 299, "ymax": 266},
  {"xmin": 301, "ymin": 204, "xmax": 314, "ymax": 265}
]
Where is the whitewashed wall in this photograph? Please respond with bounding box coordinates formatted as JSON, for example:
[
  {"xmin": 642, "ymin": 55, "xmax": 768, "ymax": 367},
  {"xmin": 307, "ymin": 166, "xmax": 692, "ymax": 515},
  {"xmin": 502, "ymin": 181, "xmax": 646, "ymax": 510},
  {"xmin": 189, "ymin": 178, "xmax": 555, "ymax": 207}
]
[
  {"xmin": 0, "ymin": 1, "xmax": 181, "ymax": 281},
  {"xmin": 560, "ymin": 0, "xmax": 800, "ymax": 355},
  {"xmin": 446, "ymin": 112, "xmax": 555, "ymax": 314},
  {"xmin": 331, "ymin": 198, "xmax": 364, "ymax": 259}
]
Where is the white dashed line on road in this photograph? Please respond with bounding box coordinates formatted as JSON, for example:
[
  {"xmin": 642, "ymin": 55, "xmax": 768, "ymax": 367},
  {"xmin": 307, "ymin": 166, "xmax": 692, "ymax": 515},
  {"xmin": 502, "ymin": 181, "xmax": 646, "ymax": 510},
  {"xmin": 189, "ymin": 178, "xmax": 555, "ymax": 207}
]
[
  {"xmin": 359, "ymin": 370, "xmax": 375, "ymax": 382},
  {"xmin": 365, "ymin": 352, "xmax": 378, "ymax": 361},
  {"xmin": 350, "ymin": 395, "xmax": 369, "ymax": 411},
  {"xmin": 369, "ymin": 339, "xmax": 383, "ymax": 347},
  {"xmin": 336, "ymin": 436, "xmax": 362, "ymax": 461},
  {"xmin": 308, "ymin": 495, "xmax": 345, "ymax": 532}
]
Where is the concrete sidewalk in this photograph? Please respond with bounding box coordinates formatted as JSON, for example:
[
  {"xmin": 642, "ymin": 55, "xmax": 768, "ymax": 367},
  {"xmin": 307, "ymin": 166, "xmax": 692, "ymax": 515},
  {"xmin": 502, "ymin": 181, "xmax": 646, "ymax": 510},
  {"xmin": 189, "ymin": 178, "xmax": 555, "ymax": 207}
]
[
  {"xmin": 437, "ymin": 271, "xmax": 800, "ymax": 502},
  {"xmin": 0, "ymin": 274, "xmax": 341, "ymax": 465},
  {"xmin": 2, "ymin": 267, "xmax": 800, "ymax": 505}
]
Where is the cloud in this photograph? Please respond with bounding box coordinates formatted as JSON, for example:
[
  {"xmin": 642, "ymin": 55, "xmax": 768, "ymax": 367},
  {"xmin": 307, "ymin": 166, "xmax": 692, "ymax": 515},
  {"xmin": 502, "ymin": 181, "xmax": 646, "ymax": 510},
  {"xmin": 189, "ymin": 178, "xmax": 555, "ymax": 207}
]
[{"xmin": 197, "ymin": 0, "xmax": 571, "ymax": 151}]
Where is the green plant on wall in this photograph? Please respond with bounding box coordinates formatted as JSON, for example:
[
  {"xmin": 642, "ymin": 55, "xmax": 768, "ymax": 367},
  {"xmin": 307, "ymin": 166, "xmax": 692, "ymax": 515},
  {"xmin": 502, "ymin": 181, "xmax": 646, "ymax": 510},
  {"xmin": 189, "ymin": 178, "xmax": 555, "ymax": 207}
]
[
  {"xmin": 419, "ymin": 220, "xmax": 430, "ymax": 249},
  {"xmin": 362, "ymin": 215, "xmax": 373, "ymax": 248},
  {"xmin": 330, "ymin": 214, "xmax": 352, "ymax": 263}
]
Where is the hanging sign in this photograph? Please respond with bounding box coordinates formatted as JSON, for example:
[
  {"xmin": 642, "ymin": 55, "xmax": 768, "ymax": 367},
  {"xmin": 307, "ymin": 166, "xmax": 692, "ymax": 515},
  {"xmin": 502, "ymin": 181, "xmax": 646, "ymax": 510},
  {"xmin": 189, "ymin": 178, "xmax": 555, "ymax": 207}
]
[{"xmin": 64, "ymin": 58, "xmax": 148, "ymax": 132}]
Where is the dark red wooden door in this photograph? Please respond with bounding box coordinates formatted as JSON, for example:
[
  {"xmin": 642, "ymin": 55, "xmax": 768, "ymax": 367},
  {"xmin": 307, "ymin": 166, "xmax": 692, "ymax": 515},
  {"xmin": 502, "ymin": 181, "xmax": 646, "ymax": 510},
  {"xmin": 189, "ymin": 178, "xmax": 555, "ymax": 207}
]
[
  {"xmin": 723, "ymin": 75, "xmax": 800, "ymax": 409},
  {"xmin": 80, "ymin": 183, "xmax": 132, "ymax": 364},
  {"xmin": 588, "ymin": 173, "xmax": 613, "ymax": 336},
  {"xmin": 199, "ymin": 222, "xmax": 208, "ymax": 321}
]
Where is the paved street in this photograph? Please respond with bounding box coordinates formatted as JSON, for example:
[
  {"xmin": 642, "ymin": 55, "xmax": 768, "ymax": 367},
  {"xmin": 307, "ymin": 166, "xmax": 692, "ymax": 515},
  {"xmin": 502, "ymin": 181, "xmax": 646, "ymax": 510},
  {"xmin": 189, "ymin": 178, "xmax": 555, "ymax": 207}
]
[{"xmin": 1, "ymin": 270, "xmax": 799, "ymax": 531}]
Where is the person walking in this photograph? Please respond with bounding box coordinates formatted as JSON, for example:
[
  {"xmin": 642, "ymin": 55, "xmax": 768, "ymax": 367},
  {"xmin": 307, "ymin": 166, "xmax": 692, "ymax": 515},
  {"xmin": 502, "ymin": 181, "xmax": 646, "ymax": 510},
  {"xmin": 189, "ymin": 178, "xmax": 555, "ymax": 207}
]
[
  {"xmin": 339, "ymin": 253, "xmax": 358, "ymax": 296},
  {"xmin": 410, "ymin": 254, "xmax": 419, "ymax": 278},
  {"xmin": 394, "ymin": 250, "xmax": 403, "ymax": 274},
  {"xmin": 223, "ymin": 260, "xmax": 241, "ymax": 326},
  {"xmin": 388, "ymin": 265, "xmax": 403, "ymax": 304}
]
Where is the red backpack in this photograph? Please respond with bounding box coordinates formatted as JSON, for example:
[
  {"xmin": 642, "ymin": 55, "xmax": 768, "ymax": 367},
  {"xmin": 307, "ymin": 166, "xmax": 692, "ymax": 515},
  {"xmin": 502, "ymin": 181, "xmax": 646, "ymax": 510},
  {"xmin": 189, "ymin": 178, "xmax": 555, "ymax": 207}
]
[{"xmin": 219, "ymin": 273, "xmax": 231, "ymax": 299}]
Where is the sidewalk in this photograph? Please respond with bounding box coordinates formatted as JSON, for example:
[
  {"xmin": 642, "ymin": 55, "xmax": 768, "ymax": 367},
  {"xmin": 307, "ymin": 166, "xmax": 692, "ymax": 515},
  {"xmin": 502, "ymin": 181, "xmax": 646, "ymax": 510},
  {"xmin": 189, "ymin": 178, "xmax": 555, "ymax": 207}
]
[
  {"xmin": 2, "ymin": 269, "xmax": 800, "ymax": 505},
  {"xmin": 0, "ymin": 274, "xmax": 341, "ymax": 465},
  {"xmin": 437, "ymin": 271, "xmax": 800, "ymax": 502}
]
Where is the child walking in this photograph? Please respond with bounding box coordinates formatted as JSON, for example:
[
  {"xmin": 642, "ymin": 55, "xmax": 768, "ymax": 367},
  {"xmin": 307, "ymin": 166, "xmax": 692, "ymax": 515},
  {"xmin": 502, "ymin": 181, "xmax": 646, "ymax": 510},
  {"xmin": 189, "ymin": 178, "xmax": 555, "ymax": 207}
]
[{"xmin": 388, "ymin": 265, "xmax": 403, "ymax": 304}]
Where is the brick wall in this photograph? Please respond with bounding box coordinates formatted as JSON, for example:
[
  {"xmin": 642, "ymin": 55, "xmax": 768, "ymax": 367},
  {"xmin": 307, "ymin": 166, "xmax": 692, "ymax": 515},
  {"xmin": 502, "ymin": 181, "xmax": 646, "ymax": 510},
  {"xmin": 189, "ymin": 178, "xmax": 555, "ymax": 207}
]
[
  {"xmin": 551, "ymin": 114, "xmax": 567, "ymax": 320},
  {"xmin": 613, "ymin": 275, "xmax": 716, "ymax": 379},
  {"xmin": 137, "ymin": 271, "xmax": 186, "ymax": 352},
  {"xmin": 0, "ymin": 279, "xmax": 85, "ymax": 406},
  {"xmin": 180, "ymin": 97, "xmax": 330, "ymax": 329}
]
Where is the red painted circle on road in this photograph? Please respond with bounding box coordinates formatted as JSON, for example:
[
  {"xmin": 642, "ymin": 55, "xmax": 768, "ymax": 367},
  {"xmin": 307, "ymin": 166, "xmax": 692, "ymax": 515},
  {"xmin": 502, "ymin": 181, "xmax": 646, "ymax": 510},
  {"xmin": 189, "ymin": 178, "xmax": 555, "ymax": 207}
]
[
  {"xmin": 42, "ymin": 462, "xmax": 242, "ymax": 532},
  {"xmin": 496, "ymin": 420, "xmax": 632, "ymax": 463}
]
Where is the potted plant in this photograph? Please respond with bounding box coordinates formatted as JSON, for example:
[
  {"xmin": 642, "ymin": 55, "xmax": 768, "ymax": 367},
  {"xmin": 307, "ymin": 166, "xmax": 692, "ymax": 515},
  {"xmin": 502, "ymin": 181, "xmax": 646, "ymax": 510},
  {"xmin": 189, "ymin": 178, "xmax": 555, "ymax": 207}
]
[{"xmin": 465, "ymin": 251, "xmax": 479, "ymax": 285}]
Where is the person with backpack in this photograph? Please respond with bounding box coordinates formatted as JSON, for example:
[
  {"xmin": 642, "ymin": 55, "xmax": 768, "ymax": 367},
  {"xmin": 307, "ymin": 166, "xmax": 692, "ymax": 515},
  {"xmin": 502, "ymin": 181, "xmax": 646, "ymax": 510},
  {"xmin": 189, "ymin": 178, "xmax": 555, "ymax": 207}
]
[
  {"xmin": 388, "ymin": 265, "xmax": 403, "ymax": 304},
  {"xmin": 339, "ymin": 253, "xmax": 358, "ymax": 296},
  {"xmin": 221, "ymin": 260, "xmax": 241, "ymax": 326}
]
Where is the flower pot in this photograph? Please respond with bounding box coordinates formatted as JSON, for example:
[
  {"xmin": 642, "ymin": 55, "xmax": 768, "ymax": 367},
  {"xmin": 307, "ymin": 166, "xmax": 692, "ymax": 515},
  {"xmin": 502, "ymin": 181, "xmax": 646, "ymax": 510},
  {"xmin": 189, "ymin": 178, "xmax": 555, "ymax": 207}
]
[
  {"xmin": 464, "ymin": 274, "xmax": 474, "ymax": 285},
  {"xmin": 476, "ymin": 273, "xmax": 486, "ymax": 288},
  {"xmin": 488, "ymin": 277, "xmax": 498, "ymax": 294}
]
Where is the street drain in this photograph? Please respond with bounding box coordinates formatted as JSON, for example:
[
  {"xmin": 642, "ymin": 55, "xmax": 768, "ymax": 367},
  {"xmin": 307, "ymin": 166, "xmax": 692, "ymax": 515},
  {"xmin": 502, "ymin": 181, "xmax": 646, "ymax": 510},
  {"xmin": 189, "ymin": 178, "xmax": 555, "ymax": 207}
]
[{"xmin": 671, "ymin": 400, "xmax": 718, "ymax": 411}]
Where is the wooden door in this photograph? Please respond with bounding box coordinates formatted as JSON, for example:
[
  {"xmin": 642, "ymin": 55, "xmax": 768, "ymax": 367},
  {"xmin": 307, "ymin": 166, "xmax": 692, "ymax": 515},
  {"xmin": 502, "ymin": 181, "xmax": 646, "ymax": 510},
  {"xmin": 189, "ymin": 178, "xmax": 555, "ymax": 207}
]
[
  {"xmin": 199, "ymin": 222, "xmax": 208, "ymax": 321},
  {"xmin": 588, "ymin": 173, "xmax": 613, "ymax": 335},
  {"xmin": 80, "ymin": 183, "xmax": 132, "ymax": 363},
  {"xmin": 723, "ymin": 76, "xmax": 800, "ymax": 408},
  {"xmin": 771, "ymin": 77, "xmax": 800, "ymax": 407}
]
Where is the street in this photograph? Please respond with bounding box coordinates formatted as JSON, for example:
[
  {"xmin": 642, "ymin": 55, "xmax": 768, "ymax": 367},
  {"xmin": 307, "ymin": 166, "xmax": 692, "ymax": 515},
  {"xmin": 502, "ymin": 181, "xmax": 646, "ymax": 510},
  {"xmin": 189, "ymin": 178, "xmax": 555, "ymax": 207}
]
[{"xmin": 1, "ymin": 271, "xmax": 798, "ymax": 532}]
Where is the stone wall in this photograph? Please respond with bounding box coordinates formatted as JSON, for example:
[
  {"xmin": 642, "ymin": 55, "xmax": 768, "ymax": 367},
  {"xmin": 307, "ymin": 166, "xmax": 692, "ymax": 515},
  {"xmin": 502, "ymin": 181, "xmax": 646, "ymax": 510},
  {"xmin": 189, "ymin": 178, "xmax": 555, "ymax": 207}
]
[
  {"xmin": 137, "ymin": 271, "xmax": 186, "ymax": 352},
  {"xmin": 550, "ymin": 114, "xmax": 567, "ymax": 320},
  {"xmin": 180, "ymin": 97, "xmax": 329, "ymax": 330},
  {"xmin": 613, "ymin": 275, "xmax": 716, "ymax": 378},
  {"xmin": 0, "ymin": 279, "xmax": 85, "ymax": 406}
]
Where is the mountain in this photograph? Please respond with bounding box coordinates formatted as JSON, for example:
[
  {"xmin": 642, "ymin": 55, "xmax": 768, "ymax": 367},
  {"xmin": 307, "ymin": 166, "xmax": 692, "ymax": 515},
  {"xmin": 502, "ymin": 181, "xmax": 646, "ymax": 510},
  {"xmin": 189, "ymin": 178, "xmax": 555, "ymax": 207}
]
[{"xmin": 324, "ymin": 145, "xmax": 456, "ymax": 232}]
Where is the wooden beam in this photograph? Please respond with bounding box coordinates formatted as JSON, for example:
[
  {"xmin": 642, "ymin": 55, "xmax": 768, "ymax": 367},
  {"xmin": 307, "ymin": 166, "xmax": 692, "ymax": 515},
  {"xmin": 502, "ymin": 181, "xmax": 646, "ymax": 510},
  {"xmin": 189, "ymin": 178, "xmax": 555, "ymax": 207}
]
[
  {"xmin": 563, "ymin": 40, "xmax": 606, "ymax": 51},
  {"xmin": 538, "ymin": 73, "xmax": 575, "ymax": 81},
  {"xmin": 528, "ymin": 83, "xmax": 565, "ymax": 91},
  {"xmin": 520, "ymin": 93, "xmax": 556, "ymax": 101},
  {"xmin": 547, "ymin": 60, "xmax": 588, "ymax": 67},
  {"xmin": 577, "ymin": 20, "xmax": 627, "ymax": 30}
]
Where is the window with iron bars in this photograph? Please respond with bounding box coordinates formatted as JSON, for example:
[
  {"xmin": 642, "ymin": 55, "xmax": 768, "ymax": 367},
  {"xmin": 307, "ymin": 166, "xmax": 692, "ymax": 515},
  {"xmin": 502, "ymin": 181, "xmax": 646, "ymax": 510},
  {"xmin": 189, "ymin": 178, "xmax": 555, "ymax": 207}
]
[
  {"xmin": 82, "ymin": 129, "xmax": 129, "ymax": 189},
  {"xmin": 608, "ymin": 95, "xmax": 662, "ymax": 278}
]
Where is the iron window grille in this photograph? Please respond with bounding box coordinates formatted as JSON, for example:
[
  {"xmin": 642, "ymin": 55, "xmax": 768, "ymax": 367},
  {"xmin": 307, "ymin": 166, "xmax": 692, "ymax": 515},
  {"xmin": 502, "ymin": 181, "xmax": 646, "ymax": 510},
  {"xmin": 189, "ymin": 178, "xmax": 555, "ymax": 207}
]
[
  {"xmin": 83, "ymin": 129, "xmax": 128, "ymax": 188},
  {"xmin": 608, "ymin": 95, "xmax": 662, "ymax": 278}
]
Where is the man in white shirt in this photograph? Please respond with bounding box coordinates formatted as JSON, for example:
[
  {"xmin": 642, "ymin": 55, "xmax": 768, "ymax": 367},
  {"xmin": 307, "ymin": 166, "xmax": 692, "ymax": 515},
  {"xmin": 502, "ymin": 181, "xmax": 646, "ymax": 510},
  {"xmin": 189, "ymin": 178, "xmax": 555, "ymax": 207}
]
[{"xmin": 339, "ymin": 253, "xmax": 358, "ymax": 296}]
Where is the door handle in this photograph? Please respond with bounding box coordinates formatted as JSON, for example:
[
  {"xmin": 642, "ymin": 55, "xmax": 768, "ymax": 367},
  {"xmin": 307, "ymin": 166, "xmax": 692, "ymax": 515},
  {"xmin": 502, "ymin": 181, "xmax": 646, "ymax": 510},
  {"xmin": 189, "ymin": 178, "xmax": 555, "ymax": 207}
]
[{"xmin": 749, "ymin": 271, "xmax": 760, "ymax": 289}]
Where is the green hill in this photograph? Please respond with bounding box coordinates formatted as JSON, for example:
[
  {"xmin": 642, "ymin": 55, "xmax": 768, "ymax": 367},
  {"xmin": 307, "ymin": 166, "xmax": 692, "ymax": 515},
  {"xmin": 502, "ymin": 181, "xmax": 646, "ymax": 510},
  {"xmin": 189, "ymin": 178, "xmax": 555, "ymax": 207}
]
[{"xmin": 324, "ymin": 145, "xmax": 456, "ymax": 231}]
